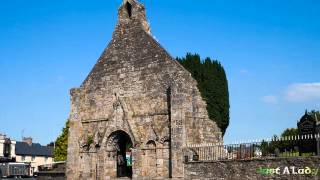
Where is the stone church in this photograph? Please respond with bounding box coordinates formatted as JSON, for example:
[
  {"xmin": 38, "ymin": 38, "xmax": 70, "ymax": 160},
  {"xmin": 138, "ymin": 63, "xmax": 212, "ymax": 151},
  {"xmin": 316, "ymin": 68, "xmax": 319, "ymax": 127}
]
[{"xmin": 66, "ymin": 0, "xmax": 222, "ymax": 179}]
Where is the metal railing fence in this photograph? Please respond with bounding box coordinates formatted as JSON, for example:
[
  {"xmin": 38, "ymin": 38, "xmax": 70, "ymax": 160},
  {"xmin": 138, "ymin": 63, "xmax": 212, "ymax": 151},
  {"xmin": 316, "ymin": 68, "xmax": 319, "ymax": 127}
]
[{"xmin": 184, "ymin": 133, "xmax": 320, "ymax": 162}]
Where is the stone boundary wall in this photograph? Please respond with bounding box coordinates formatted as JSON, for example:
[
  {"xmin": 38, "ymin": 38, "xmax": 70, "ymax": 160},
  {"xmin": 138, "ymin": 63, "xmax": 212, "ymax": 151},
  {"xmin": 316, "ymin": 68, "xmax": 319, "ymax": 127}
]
[
  {"xmin": 36, "ymin": 171, "xmax": 66, "ymax": 180},
  {"xmin": 184, "ymin": 157, "xmax": 320, "ymax": 180}
]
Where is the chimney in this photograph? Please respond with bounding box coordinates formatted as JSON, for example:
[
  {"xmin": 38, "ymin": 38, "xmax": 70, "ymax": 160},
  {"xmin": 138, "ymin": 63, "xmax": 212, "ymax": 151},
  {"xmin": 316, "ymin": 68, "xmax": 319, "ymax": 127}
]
[{"xmin": 23, "ymin": 137, "xmax": 33, "ymax": 146}]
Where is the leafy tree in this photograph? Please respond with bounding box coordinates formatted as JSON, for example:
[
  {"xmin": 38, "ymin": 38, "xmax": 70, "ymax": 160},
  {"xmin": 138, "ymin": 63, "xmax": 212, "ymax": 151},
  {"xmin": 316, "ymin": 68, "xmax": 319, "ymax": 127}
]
[
  {"xmin": 54, "ymin": 120, "xmax": 69, "ymax": 162},
  {"xmin": 281, "ymin": 128, "xmax": 298, "ymax": 137},
  {"xmin": 279, "ymin": 128, "xmax": 298, "ymax": 152},
  {"xmin": 260, "ymin": 140, "xmax": 270, "ymax": 156},
  {"xmin": 262, "ymin": 128, "xmax": 299, "ymax": 155},
  {"xmin": 176, "ymin": 53, "xmax": 230, "ymax": 135}
]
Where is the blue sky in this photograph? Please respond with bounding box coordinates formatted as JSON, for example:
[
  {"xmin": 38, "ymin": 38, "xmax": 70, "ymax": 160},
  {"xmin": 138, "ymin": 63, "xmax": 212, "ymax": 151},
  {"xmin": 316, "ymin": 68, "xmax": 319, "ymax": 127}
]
[{"xmin": 0, "ymin": 0, "xmax": 319, "ymax": 145}]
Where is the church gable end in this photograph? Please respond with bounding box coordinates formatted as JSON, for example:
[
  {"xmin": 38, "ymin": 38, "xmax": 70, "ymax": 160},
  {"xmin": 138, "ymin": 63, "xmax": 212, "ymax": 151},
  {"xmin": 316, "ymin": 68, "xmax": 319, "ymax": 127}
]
[{"xmin": 67, "ymin": 1, "xmax": 222, "ymax": 179}]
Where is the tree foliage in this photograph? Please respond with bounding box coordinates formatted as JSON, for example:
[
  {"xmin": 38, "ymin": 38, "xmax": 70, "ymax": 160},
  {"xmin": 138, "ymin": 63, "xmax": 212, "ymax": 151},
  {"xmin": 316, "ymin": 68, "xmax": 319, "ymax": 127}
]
[
  {"xmin": 54, "ymin": 120, "xmax": 69, "ymax": 162},
  {"xmin": 279, "ymin": 128, "xmax": 299, "ymax": 152},
  {"xmin": 281, "ymin": 128, "xmax": 298, "ymax": 137},
  {"xmin": 261, "ymin": 128, "xmax": 299, "ymax": 155},
  {"xmin": 176, "ymin": 53, "xmax": 230, "ymax": 135}
]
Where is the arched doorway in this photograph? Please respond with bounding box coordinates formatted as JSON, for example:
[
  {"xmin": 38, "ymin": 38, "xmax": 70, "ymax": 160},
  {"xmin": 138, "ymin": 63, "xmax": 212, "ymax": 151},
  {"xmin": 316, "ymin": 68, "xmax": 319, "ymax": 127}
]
[{"xmin": 107, "ymin": 130, "xmax": 133, "ymax": 178}]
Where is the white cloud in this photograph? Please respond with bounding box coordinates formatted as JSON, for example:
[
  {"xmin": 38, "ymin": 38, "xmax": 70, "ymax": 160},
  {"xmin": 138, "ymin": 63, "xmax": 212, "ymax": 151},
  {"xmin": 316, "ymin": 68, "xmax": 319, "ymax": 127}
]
[
  {"xmin": 261, "ymin": 95, "xmax": 278, "ymax": 104},
  {"xmin": 285, "ymin": 83, "xmax": 320, "ymax": 102}
]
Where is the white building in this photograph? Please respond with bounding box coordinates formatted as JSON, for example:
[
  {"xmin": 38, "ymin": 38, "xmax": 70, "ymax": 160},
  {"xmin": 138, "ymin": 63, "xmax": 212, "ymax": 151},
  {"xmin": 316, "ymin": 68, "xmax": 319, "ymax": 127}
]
[
  {"xmin": 0, "ymin": 135, "xmax": 53, "ymax": 175},
  {"xmin": 0, "ymin": 134, "xmax": 16, "ymax": 162},
  {"xmin": 15, "ymin": 137, "xmax": 54, "ymax": 174}
]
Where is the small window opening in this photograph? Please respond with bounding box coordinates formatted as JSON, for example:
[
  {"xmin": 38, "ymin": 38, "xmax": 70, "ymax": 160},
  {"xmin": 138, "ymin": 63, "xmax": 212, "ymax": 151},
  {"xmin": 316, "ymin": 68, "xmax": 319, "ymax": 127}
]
[{"xmin": 126, "ymin": 2, "xmax": 132, "ymax": 18}]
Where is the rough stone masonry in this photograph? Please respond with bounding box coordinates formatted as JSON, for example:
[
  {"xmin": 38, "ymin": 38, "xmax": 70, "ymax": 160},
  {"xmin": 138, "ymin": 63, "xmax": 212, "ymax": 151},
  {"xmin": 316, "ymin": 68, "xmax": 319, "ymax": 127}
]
[{"xmin": 66, "ymin": 0, "xmax": 222, "ymax": 179}]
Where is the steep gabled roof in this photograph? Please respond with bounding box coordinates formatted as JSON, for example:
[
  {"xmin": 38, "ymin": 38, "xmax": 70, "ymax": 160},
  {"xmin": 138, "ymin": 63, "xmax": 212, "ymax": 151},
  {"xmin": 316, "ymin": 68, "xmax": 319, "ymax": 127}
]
[
  {"xmin": 15, "ymin": 141, "xmax": 53, "ymax": 157},
  {"xmin": 80, "ymin": 0, "xmax": 188, "ymax": 89}
]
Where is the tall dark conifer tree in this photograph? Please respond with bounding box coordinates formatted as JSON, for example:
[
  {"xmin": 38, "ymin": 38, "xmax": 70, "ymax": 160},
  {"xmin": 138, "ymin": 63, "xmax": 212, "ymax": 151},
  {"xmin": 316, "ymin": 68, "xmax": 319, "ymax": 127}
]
[{"xmin": 176, "ymin": 53, "xmax": 230, "ymax": 135}]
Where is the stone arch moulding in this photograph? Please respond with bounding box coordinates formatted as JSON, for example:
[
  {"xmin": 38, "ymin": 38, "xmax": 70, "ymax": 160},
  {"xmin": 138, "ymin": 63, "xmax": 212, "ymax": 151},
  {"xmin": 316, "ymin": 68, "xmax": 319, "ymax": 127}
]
[
  {"xmin": 104, "ymin": 129, "xmax": 136, "ymax": 151},
  {"xmin": 101, "ymin": 95, "xmax": 139, "ymax": 147},
  {"xmin": 145, "ymin": 140, "xmax": 156, "ymax": 149}
]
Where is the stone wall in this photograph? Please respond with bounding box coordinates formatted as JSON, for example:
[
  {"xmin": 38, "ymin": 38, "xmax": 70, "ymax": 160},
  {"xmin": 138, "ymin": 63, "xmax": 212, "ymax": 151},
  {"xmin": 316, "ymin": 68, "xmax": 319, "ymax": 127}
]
[
  {"xmin": 36, "ymin": 172, "xmax": 66, "ymax": 180},
  {"xmin": 184, "ymin": 157, "xmax": 320, "ymax": 180}
]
